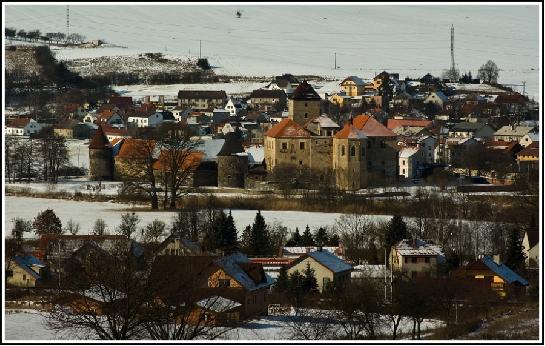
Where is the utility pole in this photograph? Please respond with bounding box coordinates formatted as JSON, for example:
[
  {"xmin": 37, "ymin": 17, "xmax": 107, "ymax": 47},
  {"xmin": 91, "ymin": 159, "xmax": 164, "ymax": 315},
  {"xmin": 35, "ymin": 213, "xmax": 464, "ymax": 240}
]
[
  {"xmin": 334, "ymin": 52, "xmax": 337, "ymax": 70},
  {"xmin": 450, "ymin": 24, "xmax": 455, "ymax": 75},
  {"xmin": 199, "ymin": 40, "xmax": 202, "ymax": 59},
  {"xmin": 522, "ymin": 81, "xmax": 526, "ymax": 96},
  {"xmin": 66, "ymin": 5, "xmax": 70, "ymax": 38}
]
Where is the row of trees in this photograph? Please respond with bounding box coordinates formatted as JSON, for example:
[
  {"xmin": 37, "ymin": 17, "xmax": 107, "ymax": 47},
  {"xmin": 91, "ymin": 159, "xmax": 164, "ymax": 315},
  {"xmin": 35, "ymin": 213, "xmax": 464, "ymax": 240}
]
[
  {"xmin": 5, "ymin": 128, "xmax": 71, "ymax": 183},
  {"xmin": 5, "ymin": 27, "xmax": 86, "ymax": 45},
  {"xmin": 442, "ymin": 59, "xmax": 499, "ymax": 84}
]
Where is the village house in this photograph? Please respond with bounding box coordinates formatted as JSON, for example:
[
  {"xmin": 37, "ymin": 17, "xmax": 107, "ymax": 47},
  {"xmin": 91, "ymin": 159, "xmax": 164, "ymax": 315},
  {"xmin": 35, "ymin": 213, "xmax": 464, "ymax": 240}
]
[
  {"xmin": 225, "ymin": 98, "xmax": 245, "ymax": 116},
  {"xmin": 97, "ymin": 108, "xmax": 125, "ymax": 127},
  {"xmin": 424, "ymin": 91, "xmax": 448, "ymax": 109},
  {"xmin": 178, "ymin": 90, "xmax": 228, "ymax": 111},
  {"xmin": 154, "ymin": 235, "xmax": 203, "ymax": 256},
  {"xmin": 127, "ymin": 110, "xmax": 175, "ymax": 128},
  {"xmin": 519, "ymin": 131, "xmax": 539, "ymax": 147},
  {"xmin": 450, "ymin": 122, "xmax": 496, "ymax": 139},
  {"xmin": 62, "ymin": 103, "xmax": 85, "ymax": 119},
  {"xmin": 5, "ymin": 117, "xmax": 42, "ymax": 136},
  {"xmin": 390, "ymin": 238, "xmax": 444, "ymax": 279},
  {"xmin": 340, "ymin": 76, "xmax": 366, "ymax": 96},
  {"xmin": 398, "ymin": 146, "xmax": 425, "ymax": 179},
  {"xmin": 386, "ymin": 118, "xmax": 432, "ymax": 131},
  {"xmin": 53, "ymin": 119, "xmax": 79, "ymax": 139},
  {"xmin": 454, "ymin": 255, "xmax": 528, "ymax": 298},
  {"xmin": 249, "ymin": 89, "xmax": 287, "ymax": 112},
  {"xmin": 82, "ymin": 111, "xmax": 98, "ymax": 124},
  {"xmin": 279, "ymin": 245, "xmax": 345, "ymax": 260},
  {"xmin": 6, "ymin": 255, "xmax": 50, "ymax": 288},
  {"xmin": 493, "ymin": 125, "xmax": 537, "ymax": 142},
  {"xmin": 286, "ymin": 248, "xmax": 353, "ymax": 293},
  {"xmin": 264, "ymin": 73, "xmax": 300, "ymax": 95},
  {"xmin": 516, "ymin": 141, "xmax": 539, "ymax": 171},
  {"xmin": 522, "ymin": 229, "xmax": 539, "ymax": 268},
  {"xmin": 108, "ymin": 96, "xmax": 134, "ymax": 112},
  {"xmin": 442, "ymin": 137, "xmax": 478, "ymax": 166}
]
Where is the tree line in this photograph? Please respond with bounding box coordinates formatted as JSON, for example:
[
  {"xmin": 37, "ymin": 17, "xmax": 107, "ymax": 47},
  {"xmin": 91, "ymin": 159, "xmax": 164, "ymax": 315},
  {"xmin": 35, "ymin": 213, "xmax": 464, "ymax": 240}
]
[{"xmin": 5, "ymin": 27, "xmax": 86, "ymax": 45}]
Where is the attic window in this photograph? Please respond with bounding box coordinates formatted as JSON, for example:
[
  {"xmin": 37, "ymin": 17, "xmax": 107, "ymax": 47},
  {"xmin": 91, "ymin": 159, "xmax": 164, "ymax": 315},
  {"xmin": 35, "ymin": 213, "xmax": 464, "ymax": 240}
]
[{"xmin": 219, "ymin": 279, "xmax": 230, "ymax": 287}]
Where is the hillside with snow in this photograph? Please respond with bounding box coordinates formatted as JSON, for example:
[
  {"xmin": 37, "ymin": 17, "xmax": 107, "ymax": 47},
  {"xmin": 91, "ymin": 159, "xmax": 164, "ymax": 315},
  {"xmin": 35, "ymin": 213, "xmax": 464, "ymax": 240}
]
[{"xmin": 5, "ymin": 5, "xmax": 539, "ymax": 100}]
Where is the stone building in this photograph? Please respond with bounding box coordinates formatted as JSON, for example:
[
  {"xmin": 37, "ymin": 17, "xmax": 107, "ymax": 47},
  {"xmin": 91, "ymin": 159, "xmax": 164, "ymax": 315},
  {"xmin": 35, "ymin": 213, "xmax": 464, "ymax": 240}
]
[
  {"xmin": 88, "ymin": 126, "xmax": 114, "ymax": 180},
  {"xmin": 217, "ymin": 130, "xmax": 248, "ymax": 188},
  {"xmin": 264, "ymin": 81, "xmax": 397, "ymax": 190}
]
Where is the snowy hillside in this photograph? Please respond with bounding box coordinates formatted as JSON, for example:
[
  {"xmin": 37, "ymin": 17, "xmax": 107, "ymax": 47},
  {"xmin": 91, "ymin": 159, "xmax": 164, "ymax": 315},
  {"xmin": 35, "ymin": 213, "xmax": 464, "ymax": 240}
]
[{"xmin": 5, "ymin": 5, "xmax": 540, "ymax": 100}]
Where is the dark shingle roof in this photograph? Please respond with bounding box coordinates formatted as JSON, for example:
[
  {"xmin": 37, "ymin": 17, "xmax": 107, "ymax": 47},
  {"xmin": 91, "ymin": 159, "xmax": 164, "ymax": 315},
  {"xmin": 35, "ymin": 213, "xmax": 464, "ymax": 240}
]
[
  {"xmin": 290, "ymin": 81, "xmax": 321, "ymax": 100},
  {"xmin": 250, "ymin": 89, "xmax": 286, "ymax": 99},
  {"xmin": 178, "ymin": 90, "xmax": 227, "ymax": 100},
  {"xmin": 217, "ymin": 130, "xmax": 245, "ymax": 156}
]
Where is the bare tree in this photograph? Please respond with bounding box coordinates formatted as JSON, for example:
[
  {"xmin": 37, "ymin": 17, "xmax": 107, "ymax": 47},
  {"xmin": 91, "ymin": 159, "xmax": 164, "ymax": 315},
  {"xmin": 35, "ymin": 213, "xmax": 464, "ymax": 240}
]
[
  {"xmin": 65, "ymin": 218, "xmax": 81, "ymax": 235},
  {"xmin": 477, "ymin": 60, "xmax": 499, "ymax": 84},
  {"xmin": 334, "ymin": 214, "xmax": 381, "ymax": 264},
  {"xmin": 92, "ymin": 218, "xmax": 108, "ymax": 235},
  {"xmin": 286, "ymin": 308, "xmax": 338, "ymax": 340}
]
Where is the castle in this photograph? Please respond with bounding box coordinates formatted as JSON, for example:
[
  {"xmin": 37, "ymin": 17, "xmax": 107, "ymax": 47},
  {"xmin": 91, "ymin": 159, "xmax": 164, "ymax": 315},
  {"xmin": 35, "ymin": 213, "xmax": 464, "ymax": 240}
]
[{"xmin": 264, "ymin": 81, "xmax": 398, "ymax": 190}]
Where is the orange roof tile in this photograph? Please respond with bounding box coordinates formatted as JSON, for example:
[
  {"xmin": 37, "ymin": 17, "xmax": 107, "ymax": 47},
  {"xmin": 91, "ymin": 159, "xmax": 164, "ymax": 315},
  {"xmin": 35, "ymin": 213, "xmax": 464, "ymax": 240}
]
[
  {"xmin": 386, "ymin": 119, "xmax": 432, "ymax": 130},
  {"xmin": 152, "ymin": 150, "xmax": 204, "ymax": 172},
  {"xmin": 334, "ymin": 122, "xmax": 367, "ymax": 139},
  {"xmin": 264, "ymin": 118, "xmax": 311, "ymax": 138},
  {"xmin": 352, "ymin": 114, "xmax": 396, "ymax": 137},
  {"xmin": 117, "ymin": 139, "xmax": 155, "ymax": 159}
]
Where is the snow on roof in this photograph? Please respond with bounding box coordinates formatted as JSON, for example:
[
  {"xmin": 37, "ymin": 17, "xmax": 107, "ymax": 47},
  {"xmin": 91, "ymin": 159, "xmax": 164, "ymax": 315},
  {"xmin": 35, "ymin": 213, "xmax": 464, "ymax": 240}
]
[
  {"xmin": 245, "ymin": 145, "xmax": 264, "ymax": 164},
  {"xmin": 399, "ymin": 147, "xmax": 420, "ymax": 158},
  {"xmin": 13, "ymin": 255, "xmax": 46, "ymax": 279},
  {"xmin": 194, "ymin": 138, "xmax": 225, "ymax": 160},
  {"xmin": 394, "ymin": 239, "xmax": 444, "ymax": 260},
  {"xmin": 196, "ymin": 296, "xmax": 242, "ymax": 313},
  {"xmin": 352, "ymin": 264, "xmax": 390, "ymax": 279},
  {"xmin": 482, "ymin": 256, "xmax": 528, "ymax": 286},
  {"xmin": 283, "ymin": 246, "xmax": 340, "ymax": 256},
  {"xmin": 495, "ymin": 126, "xmax": 536, "ymax": 137},
  {"xmin": 312, "ymin": 114, "xmax": 340, "ymax": 128},
  {"xmin": 214, "ymin": 252, "xmax": 273, "ymax": 291},
  {"xmin": 308, "ymin": 250, "xmax": 352, "ymax": 273}
]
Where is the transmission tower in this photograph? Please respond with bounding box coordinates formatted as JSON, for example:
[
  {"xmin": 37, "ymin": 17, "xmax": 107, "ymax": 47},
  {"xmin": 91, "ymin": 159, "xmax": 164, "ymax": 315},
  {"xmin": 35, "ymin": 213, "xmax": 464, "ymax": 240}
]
[
  {"xmin": 450, "ymin": 24, "xmax": 455, "ymax": 74},
  {"xmin": 66, "ymin": 5, "xmax": 70, "ymax": 37}
]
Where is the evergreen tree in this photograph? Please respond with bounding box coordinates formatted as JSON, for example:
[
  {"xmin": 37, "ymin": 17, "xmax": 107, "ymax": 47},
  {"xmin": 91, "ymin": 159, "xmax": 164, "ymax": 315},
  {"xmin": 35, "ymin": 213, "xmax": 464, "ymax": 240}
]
[
  {"xmin": 314, "ymin": 227, "xmax": 329, "ymax": 246},
  {"xmin": 328, "ymin": 233, "xmax": 340, "ymax": 246},
  {"xmin": 240, "ymin": 225, "xmax": 252, "ymax": 254},
  {"xmin": 249, "ymin": 211, "xmax": 272, "ymax": 256},
  {"xmin": 301, "ymin": 225, "xmax": 315, "ymax": 246},
  {"xmin": 274, "ymin": 265, "xmax": 290, "ymax": 293},
  {"xmin": 302, "ymin": 262, "xmax": 318, "ymax": 293},
  {"xmin": 366, "ymin": 240, "xmax": 380, "ymax": 264},
  {"xmin": 288, "ymin": 271, "xmax": 305, "ymax": 293},
  {"xmin": 286, "ymin": 227, "xmax": 302, "ymax": 246},
  {"xmin": 385, "ymin": 215, "xmax": 409, "ymax": 257},
  {"xmin": 504, "ymin": 228, "xmax": 526, "ymax": 272},
  {"xmin": 223, "ymin": 210, "xmax": 238, "ymax": 253},
  {"xmin": 205, "ymin": 210, "xmax": 226, "ymax": 252},
  {"xmin": 33, "ymin": 209, "xmax": 62, "ymax": 235}
]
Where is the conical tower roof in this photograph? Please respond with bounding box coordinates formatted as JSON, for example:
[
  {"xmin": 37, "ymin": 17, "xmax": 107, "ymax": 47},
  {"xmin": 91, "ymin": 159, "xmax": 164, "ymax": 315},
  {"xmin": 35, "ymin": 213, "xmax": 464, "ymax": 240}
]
[
  {"xmin": 217, "ymin": 128, "xmax": 245, "ymax": 156},
  {"xmin": 89, "ymin": 126, "xmax": 111, "ymax": 149}
]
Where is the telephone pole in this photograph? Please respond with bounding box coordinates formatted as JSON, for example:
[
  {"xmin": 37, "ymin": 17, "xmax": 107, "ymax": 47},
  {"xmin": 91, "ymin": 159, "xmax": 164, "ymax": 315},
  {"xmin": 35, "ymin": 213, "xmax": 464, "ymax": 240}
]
[
  {"xmin": 66, "ymin": 5, "xmax": 70, "ymax": 38},
  {"xmin": 199, "ymin": 40, "xmax": 202, "ymax": 59},
  {"xmin": 334, "ymin": 52, "xmax": 337, "ymax": 70},
  {"xmin": 450, "ymin": 24, "xmax": 456, "ymax": 79},
  {"xmin": 522, "ymin": 81, "xmax": 526, "ymax": 96}
]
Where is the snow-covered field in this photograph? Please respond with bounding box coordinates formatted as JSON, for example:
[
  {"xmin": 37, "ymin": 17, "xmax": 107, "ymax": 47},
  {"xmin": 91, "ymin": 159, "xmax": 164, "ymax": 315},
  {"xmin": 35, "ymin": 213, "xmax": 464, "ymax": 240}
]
[
  {"xmin": 5, "ymin": 196, "xmax": 388, "ymax": 236},
  {"xmin": 4, "ymin": 309, "xmax": 444, "ymax": 340},
  {"xmin": 5, "ymin": 5, "xmax": 539, "ymax": 100}
]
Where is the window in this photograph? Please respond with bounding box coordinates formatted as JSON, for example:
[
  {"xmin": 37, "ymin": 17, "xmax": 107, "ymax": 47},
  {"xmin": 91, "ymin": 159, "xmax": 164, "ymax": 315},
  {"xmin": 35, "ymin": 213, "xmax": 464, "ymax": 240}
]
[
  {"xmin": 411, "ymin": 257, "xmax": 418, "ymax": 263},
  {"xmin": 425, "ymin": 257, "xmax": 430, "ymax": 263},
  {"xmin": 402, "ymin": 160, "xmax": 406, "ymax": 165},
  {"xmin": 300, "ymin": 142, "xmax": 305, "ymax": 150},
  {"xmin": 323, "ymin": 277, "xmax": 331, "ymax": 289},
  {"xmin": 23, "ymin": 274, "xmax": 27, "ymax": 281},
  {"xmin": 281, "ymin": 142, "xmax": 287, "ymax": 150},
  {"xmin": 305, "ymin": 103, "xmax": 308, "ymax": 107},
  {"xmin": 219, "ymin": 279, "xmax": 230, "ymax": 287},
  {"xmin": 341, "ymin": 145, "xmax": 345, "ymax": 156},
  {"xmin": 304, "ymin": 113, "xmax": 308, "ymax": 118},
  {"xmin": 299, "ymin": 160, "xmax": 303, "ymax": 165},
  {"xmin": 367, "ymin": 141, "xmax": 371, "ymax": 148},
  {"xmin": 404, "ymin": 257, "xmax": 409, "ymax": 263},
  {"xmin": 402, "ymin": 169, "xmax": 405, "ymax": 174},
  {"xmin": 350, "ymin": 146, "xmax": 356, "ymax": 157}
]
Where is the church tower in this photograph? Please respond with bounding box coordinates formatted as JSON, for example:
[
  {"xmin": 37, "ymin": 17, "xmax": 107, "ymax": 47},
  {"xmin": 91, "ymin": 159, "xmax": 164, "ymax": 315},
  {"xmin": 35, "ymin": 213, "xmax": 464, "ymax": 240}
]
[{"xmin": 332, "ymin": 120, "xmax": 368, "ymax": 190}]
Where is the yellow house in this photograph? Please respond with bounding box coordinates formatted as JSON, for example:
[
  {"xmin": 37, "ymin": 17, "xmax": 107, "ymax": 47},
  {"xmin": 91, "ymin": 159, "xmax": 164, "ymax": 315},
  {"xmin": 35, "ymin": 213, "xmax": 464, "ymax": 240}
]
[
  {"xmin": 454, "ymin": 255, "xmax": 529, "ymax": 298},
  {"xmin": 516, "ymin": 142, "xmax": 539, "ymax": 171},
  {"xmin": 390, "ymin": 239, "xmax": 444, "ymax": 278},
  {"xmin": 340, "ymin": 76, "xmax": 365, "ymax": 97},
  {"xmin": 286, "ymin": 249, "xmax": 353, "ymax": 292},
  {"xmin": 6, "ymin": 255, "xmax": 48, "ymax": 288}
]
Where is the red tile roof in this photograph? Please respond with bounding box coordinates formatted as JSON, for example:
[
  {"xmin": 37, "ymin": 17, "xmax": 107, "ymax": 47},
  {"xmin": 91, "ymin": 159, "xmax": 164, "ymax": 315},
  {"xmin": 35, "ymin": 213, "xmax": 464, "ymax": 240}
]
[
  {"xmin": 516, "ymin": 143, "xmax": 539, "ymax": 158},
  {"xmin": 109, "ymin": 96, "xmax": 133, "ymax": 109},
  {"xmin": 264, "ymin": 118, "xmax": 311, "ymax": 138},
  {"xmin": 152, "ymin": 150, "xmax": 204, "ymax": 172},
  {"xmin": 352, "ymin": 114, "xmax": 396, "ymax": 137},
  {"xmin": 386, "ymin": 119, "xmax": 432, "ymax": 130},
  {"xmin": 7, "ymin": 117, "xmax": 32, "ymax": 128},
  {"xmin": 334, "ymin": 122, "xmax": 367, "ymax": 139}
]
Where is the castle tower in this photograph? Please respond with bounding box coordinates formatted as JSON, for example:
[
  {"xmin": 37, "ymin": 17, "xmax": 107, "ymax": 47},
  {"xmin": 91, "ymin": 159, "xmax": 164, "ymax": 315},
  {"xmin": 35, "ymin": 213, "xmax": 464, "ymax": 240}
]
[
  {"xmin": 217, "ymin": 129, "xmax": 248, "ymax": 188},
  {"xmin": 288, "ymin": 80, "xmax": 322, "ymax": 126},
  {"xmin": 332, "ymin": 121, "xmax": 368, "ymax": 190},
  {"xmin": 89, "ymin": 126, "xmax": 114, "ymax": 180}
]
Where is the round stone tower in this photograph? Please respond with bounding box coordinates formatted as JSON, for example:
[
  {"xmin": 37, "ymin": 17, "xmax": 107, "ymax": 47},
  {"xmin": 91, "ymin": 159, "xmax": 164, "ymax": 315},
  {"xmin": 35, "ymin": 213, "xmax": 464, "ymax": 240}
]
[
  {"xmin": 89, "ymin": 126, "xmax": 114, "ymax": 180},
  {"xmin": 217, "ymin": 129, "xmax": 248, "ymax": 188}
]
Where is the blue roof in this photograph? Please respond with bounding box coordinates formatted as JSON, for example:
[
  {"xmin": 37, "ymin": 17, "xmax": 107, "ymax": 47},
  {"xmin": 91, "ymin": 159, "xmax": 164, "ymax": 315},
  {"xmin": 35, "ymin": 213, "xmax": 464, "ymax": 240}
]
[
  {"xmin": 308, "ymin": 250, "xmax": 352, "ymax": 273},
  {"xmin": 13, "ymin": 255, "xmax": 46, "ymax": 279},
  {"xmin": 482, "ymin": 256, "xmax": 529, "ymax": 286}
]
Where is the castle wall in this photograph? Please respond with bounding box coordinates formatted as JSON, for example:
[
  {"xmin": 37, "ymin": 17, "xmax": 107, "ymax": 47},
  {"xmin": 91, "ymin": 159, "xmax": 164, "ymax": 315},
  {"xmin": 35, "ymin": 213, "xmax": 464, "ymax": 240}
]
[{"xmin": 366, "ymin": 137, "xmax": 398, "ymax": 183}]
